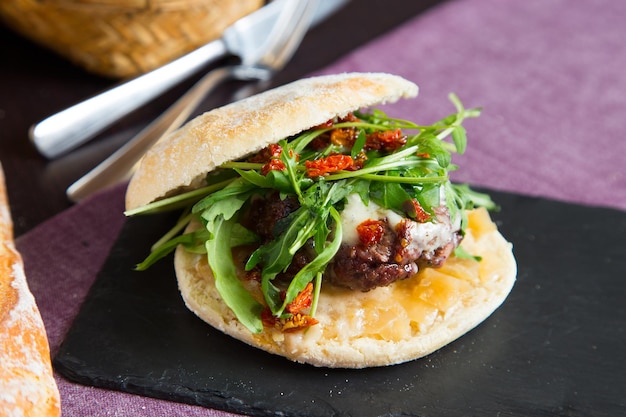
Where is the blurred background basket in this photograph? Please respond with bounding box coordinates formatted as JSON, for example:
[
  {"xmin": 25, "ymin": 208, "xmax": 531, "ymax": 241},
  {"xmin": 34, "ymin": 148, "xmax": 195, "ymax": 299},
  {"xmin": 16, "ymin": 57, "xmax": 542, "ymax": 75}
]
[{"xmin": 0, "ymin": 0, "xmax": 263, "ymax": 78}]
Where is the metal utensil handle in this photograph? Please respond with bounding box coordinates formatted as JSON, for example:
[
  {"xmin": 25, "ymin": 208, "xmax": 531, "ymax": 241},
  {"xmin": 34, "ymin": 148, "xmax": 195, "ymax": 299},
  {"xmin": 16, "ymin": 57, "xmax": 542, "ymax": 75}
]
[
  {"xmin": 30, "ymin": 40, "xmax": 227, "ymax": 159},
  {"xmin": 66, "ymin": 66, "xmax": 270, "ymax": 202}
]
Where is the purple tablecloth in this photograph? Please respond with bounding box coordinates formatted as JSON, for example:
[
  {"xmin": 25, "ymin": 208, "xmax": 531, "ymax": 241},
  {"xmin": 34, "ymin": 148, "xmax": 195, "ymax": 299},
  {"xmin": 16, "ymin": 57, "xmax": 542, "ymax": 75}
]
[
  {"xmin": 15, "ymin": 0, "xmax": 626, "ymax": 415},
  {"xmin": 312, "ymin": 0, "xmax": 626, "ymax": 211}
]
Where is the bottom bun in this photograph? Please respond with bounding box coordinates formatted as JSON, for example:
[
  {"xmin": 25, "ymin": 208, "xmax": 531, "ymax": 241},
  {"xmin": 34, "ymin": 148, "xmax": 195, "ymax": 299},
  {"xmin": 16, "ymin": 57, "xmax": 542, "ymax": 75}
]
[{"xmin": 174, "ymin": 208, "xmax": 516, "ymax": 368}]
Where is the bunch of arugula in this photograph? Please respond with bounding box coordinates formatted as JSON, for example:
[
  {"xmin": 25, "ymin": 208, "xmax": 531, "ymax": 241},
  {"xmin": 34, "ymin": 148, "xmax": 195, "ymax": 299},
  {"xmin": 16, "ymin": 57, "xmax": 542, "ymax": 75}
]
[{"xmin": 126, "ymin": 94, "xmax": 495, "ymax": 334}]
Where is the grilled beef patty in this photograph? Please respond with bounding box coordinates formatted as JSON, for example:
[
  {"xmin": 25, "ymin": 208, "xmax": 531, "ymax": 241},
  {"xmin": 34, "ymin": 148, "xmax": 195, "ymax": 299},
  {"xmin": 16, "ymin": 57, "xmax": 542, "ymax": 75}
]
[{"xmin": 243, "ymin": 192, "xmax": 462, "ymax": 291}]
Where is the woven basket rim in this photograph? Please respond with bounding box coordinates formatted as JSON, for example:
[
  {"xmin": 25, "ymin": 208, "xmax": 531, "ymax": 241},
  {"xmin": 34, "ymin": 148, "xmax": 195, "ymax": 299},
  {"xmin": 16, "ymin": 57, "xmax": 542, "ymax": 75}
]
[{"xmin": 31, "ymin": 0, "xmax": 216, "ymax": 11}]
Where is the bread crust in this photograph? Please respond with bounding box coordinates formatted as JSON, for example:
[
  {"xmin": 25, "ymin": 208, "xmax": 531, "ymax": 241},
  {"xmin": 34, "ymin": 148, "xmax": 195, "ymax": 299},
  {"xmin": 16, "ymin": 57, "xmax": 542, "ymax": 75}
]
[
  {"xmin": 126, "ymin": 72, "xmax": 418, "ymax": 210},
  {"xmin": 175, "ymin": 208, "xmax": 516, "ymax": 368},
  {"xmin": 0, "ymin": 164, "xmax": 61, "ymax": 415}
]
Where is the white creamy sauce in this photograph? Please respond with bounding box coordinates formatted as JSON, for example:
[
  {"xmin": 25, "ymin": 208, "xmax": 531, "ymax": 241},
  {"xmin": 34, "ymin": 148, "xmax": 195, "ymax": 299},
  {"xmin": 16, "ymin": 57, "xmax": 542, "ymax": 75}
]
[
  {"xmin": 340, "ymin": 193, "xmax": 399, "ymax": 245},
  {"xmin": 339, "ymin": 192, "xmax": 453, "ymax": 252},
  {"xmin": 405, "ymin": 218, "xmax": 453, "ymax": 253}
]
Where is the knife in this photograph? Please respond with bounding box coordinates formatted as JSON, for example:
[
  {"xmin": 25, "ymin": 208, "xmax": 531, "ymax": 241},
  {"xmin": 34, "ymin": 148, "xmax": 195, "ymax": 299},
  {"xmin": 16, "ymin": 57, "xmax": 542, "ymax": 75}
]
[{"xmin": 30, "ymin": 0, "xmax": 348, "ymax": 159}]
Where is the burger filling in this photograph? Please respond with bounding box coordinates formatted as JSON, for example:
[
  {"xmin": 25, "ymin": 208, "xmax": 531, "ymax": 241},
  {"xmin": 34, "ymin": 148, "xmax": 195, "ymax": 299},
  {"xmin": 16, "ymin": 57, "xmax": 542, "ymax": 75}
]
[
  {"xmin": 131, "ymin": 94, "xmax": 495, "ymax": 334},
  {"xmin": 330, "ymin": 193, "xmax": 462, "ymax": 291},
  {"xmin": 244, "ymin": 190, "xmax": 462, "ymax": 292}
]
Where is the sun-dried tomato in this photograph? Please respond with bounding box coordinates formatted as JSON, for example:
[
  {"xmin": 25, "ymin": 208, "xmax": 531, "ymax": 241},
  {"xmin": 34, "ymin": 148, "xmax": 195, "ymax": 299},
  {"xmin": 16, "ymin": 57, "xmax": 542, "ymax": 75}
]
[
  {"xmin": 330, "ymin": 127, "xmax": 359, "ymax": 147},
  {"xmin": 352, "ymin": 152, "xmax": 368, "ymax": 170},
  {"xmin": 260, "ymin": 282, "xmax": 319, "ymax": 332},
  {"xmin": 249, "ymin": 143, "xmax": 283, "ymax": 163},
  {"xmin": 286, "ymin": 282, "xmax": 314, "ymax": 314},
  {"xmin": 261, "ymin": 307, "xmax": 279, "ymax": 328},
  {"xmin": 261, "ymin": 158, "xmax": 286, "ymax": 176},
  {"xmin": 308, "ymin": 127, "xmax": 358, "ymax": 150},
  {"xmin": 268, "ymin": 143, "xmax": 283, "ymax": 157},
  {"xmin": 407, "ymin": 199, "xmax": 431, "ymax": 222},
  {"xmin": 356, "ymin": 219, "xmax": 385, "ymax": 246},
  {"xmin": 305, "ymin": 154, "xmax": 356, "ymax": 177},
  {"xmin": 281, "ymin": 313, "xmax": 319, "ymax": 332},
  {"xmin": 309, "ymin": 113, "xmax": 362, "ymax": 151},
  {"xmin": 365, "ymin": 129, "xmax": 406, "ymax": 152},
  {"xmin": 261, "ymin": 308, "xmax": 319, "ymax": 332},
  {"xmin": 252, "ymin": 144, "xmax": 300, "ymax": 176},
  {"xmin": 308, "ymin": 134, "xmax": 331, "ymax": 150},
  {"xmin": 245, "ymin": 267, "xmax": 262, "ymax": 282}
]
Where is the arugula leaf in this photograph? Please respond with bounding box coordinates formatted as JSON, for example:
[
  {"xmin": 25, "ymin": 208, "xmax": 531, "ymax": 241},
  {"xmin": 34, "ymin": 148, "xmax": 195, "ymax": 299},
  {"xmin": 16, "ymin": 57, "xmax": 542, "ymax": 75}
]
[
  {"xmin": 229, "ymin": 223, "xmax": 259, "ymax": 247},
  {"xmin": 369, "ymin": 181, "xmax": 412, "ymax": 213},
  {"xmin": 205, "ymin": 215, "xmax": 264, "ymax": 333},
  {"xmin": 234, "ymin": 168, "xmax": 294, "ymax": 194},
  {"xmin": 414, "ymin": 183, "xmax": 442, "ymax": 213},
  {"xmin": 277, "ymin": 206, "xmax": 343, "ymax": 316},
  {"xmin": 451, "ymin": 125, "xmax": 468, "ymax": 155},
  {"xmin": 351, "ymin": 129, "xmax": 367, "ymax": 157},
  {"xmin": 129, "ymin": 92, "xmax": 496, "ymax": 334},
  {"xmin": 244, "ymin": 207, "xmax": 310, "ymax": 310},
  {"xmin": 281, "ymin": 140, "xmax": 306, "ymax": 201},
  {"xmin": 453, "ymin": 245, "xmax": 482, "ymax": 262},
  {"xmin": 193, "ymin": 178, "xmax": 254, "ymax": 215},
  {"xmin": 124, "ymin": 178, "xmax": 235, "ymax": 216},
  {"xmin": 408, "ymin": 132, "xmax": 452, "ymax": 168},
  {"xmin": 451, "ymin": 183, "xmax": 497, "ymax": 211},
  {"xmin": 134, "ymin": 227, "xmax": 210, "ymax": 271},
  {"xmin": 351, "ymin": 179, "xmax": 371, "ymax": 205},
  {"xmin": 247, "ymin": 180, "xmax": 353, "ymax": 314},
  {"xmin": 194, "ymin": 180, "xmax": 266, "ymax": 333}
]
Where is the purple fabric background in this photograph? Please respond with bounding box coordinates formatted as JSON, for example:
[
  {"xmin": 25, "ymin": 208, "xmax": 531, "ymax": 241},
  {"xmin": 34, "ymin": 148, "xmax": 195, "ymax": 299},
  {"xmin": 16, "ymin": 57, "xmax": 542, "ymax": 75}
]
[
  {"xmin": 15, "ymin": 0, "xmax": 626, "ymax": 415},
  {"xmin": 312, "ymin": 0, "xmax": 626, "ymax": 211}
]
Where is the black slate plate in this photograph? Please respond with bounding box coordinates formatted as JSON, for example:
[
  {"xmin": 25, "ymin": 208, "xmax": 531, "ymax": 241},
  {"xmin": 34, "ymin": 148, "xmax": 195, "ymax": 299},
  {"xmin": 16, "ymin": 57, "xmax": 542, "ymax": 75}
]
[{"xmin": 54, "ymin": 190, "xmax": 626, "ymax": 417}]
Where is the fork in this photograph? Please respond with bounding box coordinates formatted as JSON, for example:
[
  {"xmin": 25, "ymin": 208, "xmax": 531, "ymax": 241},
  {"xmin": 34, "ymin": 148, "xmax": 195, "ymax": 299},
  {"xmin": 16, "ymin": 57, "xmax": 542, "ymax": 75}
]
[{"xmin": 66, "ymin": 0, "xmax": 319, "ymax": 202}]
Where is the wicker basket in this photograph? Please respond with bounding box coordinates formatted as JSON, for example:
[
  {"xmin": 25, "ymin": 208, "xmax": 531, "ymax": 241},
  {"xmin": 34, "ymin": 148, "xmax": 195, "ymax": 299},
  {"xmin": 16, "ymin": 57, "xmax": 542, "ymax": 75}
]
[{"xmin": 0, "ymin": 0, "xmax": 263, "ymax": 78}]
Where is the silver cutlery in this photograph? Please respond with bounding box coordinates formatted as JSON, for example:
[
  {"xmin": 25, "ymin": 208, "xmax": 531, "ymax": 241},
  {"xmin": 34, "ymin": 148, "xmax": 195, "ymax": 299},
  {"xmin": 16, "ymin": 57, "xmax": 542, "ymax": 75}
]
[
  {"xmin": 30, "ymin": 0, "xmax": 344, "ymax": 159},
  {"xmin": 66, "ymin": 0, "xmax": 341, "ymax": 202}
]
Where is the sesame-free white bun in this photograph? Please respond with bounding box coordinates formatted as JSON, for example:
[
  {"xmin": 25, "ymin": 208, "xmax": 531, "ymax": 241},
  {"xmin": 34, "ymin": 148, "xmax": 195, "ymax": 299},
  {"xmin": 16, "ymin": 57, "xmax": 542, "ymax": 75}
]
[{"xmin": 126, "ymin": 72, "xmax": 418, "ymax": 210}]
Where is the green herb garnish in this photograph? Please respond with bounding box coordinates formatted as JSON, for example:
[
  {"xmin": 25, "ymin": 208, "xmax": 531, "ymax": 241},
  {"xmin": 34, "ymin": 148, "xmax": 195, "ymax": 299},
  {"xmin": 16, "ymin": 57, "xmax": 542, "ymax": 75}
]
[{"xmin": 127, "ymin": 93, "xmax": 493, "ymax": 334}]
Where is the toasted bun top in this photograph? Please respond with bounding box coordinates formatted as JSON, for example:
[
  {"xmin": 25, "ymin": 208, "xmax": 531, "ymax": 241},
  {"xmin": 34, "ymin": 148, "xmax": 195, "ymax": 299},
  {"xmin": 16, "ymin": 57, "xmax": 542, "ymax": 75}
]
[
  {"xmin": 174, "ymin": 208, "xmax": 516, "ymax": 368},
  {"xmin": 126, "ymin": 72, "xmax": 418, "ymax": 210}
]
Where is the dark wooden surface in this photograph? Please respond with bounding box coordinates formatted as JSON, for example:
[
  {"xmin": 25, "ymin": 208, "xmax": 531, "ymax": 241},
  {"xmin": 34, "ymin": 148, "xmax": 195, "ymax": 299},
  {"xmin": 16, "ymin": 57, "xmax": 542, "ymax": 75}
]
[{"xmin": 0, "ymin": 0, "xmax": 447, "ymax": 238}]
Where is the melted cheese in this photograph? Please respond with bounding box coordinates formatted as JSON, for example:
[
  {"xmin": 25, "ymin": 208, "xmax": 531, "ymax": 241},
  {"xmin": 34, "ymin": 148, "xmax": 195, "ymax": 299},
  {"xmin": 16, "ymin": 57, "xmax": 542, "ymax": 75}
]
[
  {"xmin": 284, "ymin": 208, "xmax": 508, "ymax": 346},
  {"xmin": 339, "ymin": 192, "xmax": 453, "ymax": 254},
  {"xmin": 340, "ymin": 193, "xmax": 403, "ymax": 244}
]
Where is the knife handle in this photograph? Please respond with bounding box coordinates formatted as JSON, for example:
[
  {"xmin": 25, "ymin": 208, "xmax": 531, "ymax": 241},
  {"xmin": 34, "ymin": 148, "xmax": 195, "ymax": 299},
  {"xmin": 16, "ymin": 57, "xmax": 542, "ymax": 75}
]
[{"xmin": 30, "ymin": 39, "xmax": 228, "ymax": 159}]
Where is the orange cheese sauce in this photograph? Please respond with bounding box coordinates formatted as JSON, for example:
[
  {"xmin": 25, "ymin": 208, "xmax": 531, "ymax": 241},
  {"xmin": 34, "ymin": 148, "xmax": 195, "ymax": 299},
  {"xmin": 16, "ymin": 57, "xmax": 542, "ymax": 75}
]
[
  {"xmin": 199, "ymin": 208, "xmax": 507, "ymax": 347},
  {"xmin": 303, "ymin": 207, "xmax": 506, "ymax": 343}
]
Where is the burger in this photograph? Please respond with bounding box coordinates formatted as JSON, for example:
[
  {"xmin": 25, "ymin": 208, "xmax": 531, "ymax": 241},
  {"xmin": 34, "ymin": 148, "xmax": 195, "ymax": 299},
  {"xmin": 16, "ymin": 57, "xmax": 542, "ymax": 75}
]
[{"xmin": 125, "ymin": 72, "xmax": 516, "ymax": 368}]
